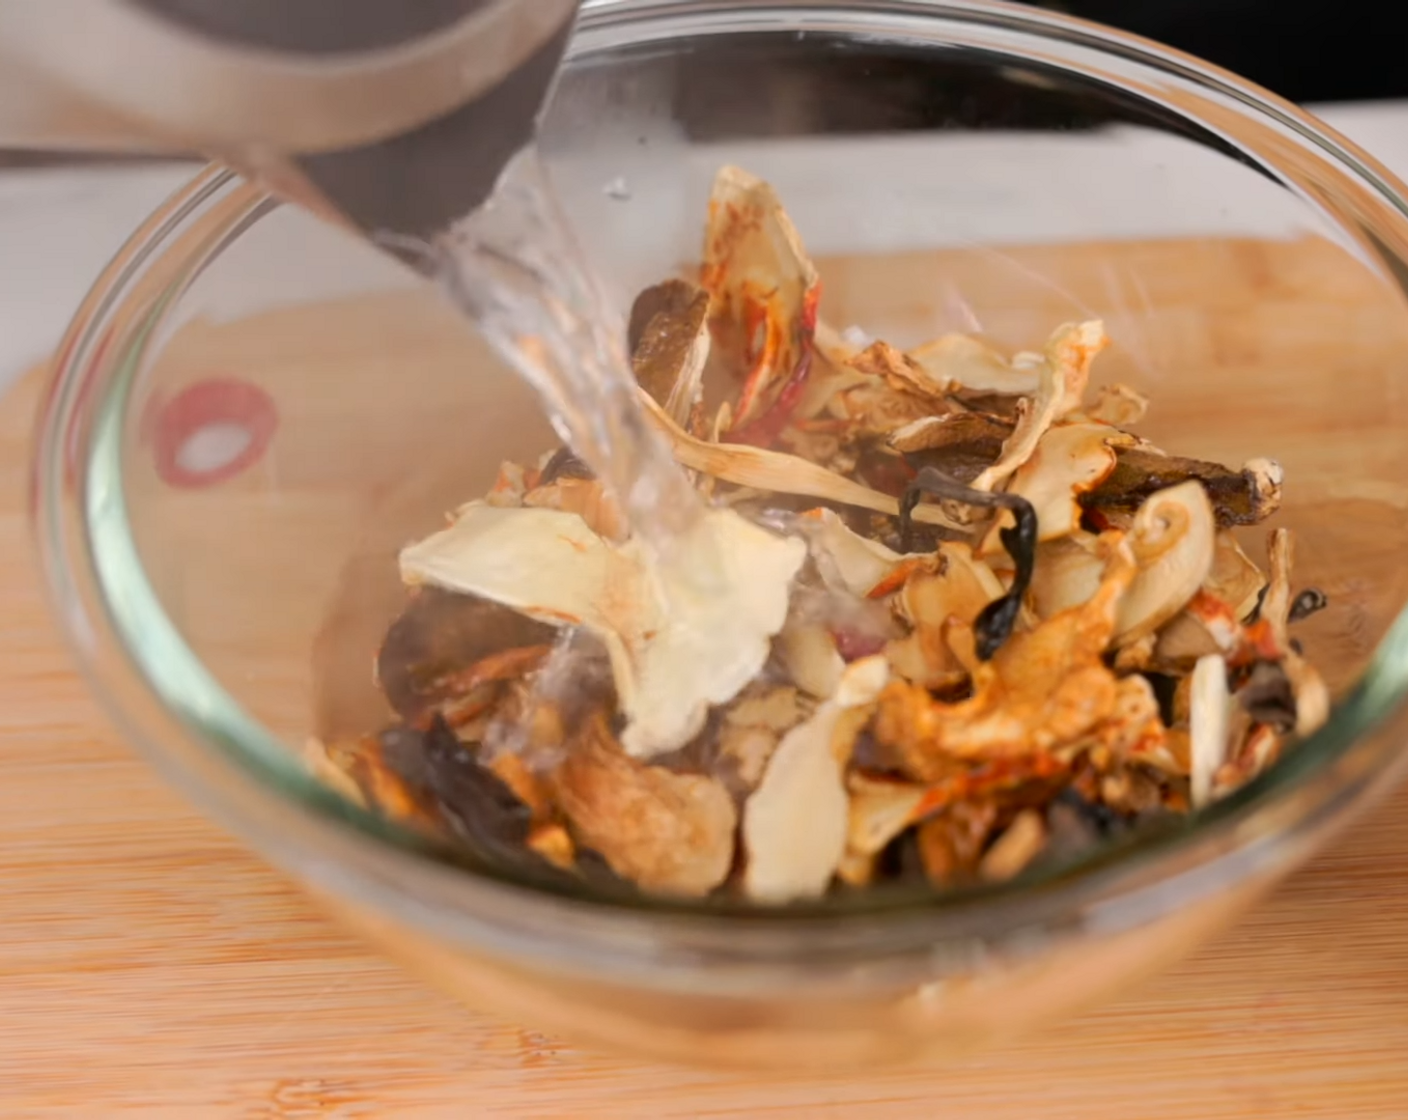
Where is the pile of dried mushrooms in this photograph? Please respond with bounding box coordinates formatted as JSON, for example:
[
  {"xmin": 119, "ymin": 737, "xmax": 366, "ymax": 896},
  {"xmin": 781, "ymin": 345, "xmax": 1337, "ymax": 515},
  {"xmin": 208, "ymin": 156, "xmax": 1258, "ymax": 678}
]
[{"xmin": 307, "ymin": 167, "xmax": 1330, "ymax": 902}]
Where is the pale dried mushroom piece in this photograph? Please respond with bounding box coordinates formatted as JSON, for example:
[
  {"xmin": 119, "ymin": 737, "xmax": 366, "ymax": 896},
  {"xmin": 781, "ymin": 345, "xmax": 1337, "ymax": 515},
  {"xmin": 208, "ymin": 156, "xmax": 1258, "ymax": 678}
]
[
  {"xmin": 777, "ymin": 617, "xmax": 846, "ymax": 700},
  {"xmin": 1205, "ymin": 530, "xmax": 1267, "ymax": 622},
  {"xmin": 885, "ymin": 543, "xmax": 1004, "ymax": 688},
  {"xmin": 718, "ymin": 685, "xmax": 804, "ymax": 790},
  {"xmin": 1083, "ymin": 383, "xmax": 1150, "ymax": 427},
  {"xmin": 845, "ymin": 773, "xmax": 939, "ymax": 861},
  {"xmin": 1261, "ymin": 528, "xmax": 1295, "ymax": 648},
  {"xmin": 803, "ymin": 508, "xmax": 910, "ymax": 598},
  {"xmin": 1115, "ymin": 480, "xmax": 1217, "ymax": 645},
  {"xmin": 908, "ymin": 332, "xmax": 1041, "ymax": 397},
  {"xmin": 978, "ymin": 809, "xmax": 1048, "ymax": 882},
  {"xmin": 1028, "ymin": 533, "xmax": 1106, "ymax": 621},
  {"xmin": 1152, "ymin": 590, "xmax": 1242, "ymax": 668},
  {"xmin": 1258, "ymin": 528, "xmax": 1331, "ymax": 737},
  {"xmin": 640, "ymin": 390, "xmax": 964, "ymax": 530},
  {"xmin": 970, "ymin": 320, "xmax": 1108, "ymax": 494},
  {"xmin": 702, "ymin": 165, "xmax": 820, "ymax": 428},
  {"xmin": 742, "ymin": 657, "xmax": 890, "ymax": 902},
  {"xmin": 400, "ymin": 502, "xmax": 807, "ymax": 759},
  {"xmin": 553, "ymin": 713, "xmax": 737, "ymax": 897},
  {"xmin": 996, "ymin": 420, "xmax": 1136, "ymax": 545},
  {"xmin": 848, "ymin": 340, "xmax": 952, "ymax": 405},
  {"xmin": 1190, "ymin": 653, "xmax": 1231, "ymax": 807}
]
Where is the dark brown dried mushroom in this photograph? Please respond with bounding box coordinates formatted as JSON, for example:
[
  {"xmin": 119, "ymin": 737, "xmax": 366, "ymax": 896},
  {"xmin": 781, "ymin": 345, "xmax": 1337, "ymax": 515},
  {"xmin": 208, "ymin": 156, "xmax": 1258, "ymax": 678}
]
[
  {"xmin": 1081, "ymin": 447, "xmax": 1283, "ymax": 527},
  {"xmin": 628, "ymin": 278, "xmax": 711, "ymax": 425},
  {"xmin": 891, "ymin": 411, "xmax": 1014, "ymax": 484},
  {"xmin": 376, "ymin": 588, "xmax": 558, "ymax": 722}
]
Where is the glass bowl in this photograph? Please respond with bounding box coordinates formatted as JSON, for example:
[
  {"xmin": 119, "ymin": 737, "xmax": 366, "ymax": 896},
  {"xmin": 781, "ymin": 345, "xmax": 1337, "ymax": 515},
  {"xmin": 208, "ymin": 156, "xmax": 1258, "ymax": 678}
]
[{"xmin": 33, "ymin": 0, "xmax": 1408, "ymax": 1069}]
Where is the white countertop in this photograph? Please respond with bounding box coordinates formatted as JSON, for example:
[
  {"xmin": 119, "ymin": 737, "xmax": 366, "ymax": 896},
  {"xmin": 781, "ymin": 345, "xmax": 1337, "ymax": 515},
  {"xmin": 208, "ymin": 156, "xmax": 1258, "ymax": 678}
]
[{"xmin": 2, "ymin": 100, "xmax": 1406, "ymax": 390}]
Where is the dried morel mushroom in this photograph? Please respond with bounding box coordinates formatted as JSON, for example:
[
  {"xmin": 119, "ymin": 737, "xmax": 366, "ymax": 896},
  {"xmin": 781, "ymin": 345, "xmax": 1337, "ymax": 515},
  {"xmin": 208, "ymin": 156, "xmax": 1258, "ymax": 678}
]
[{"xmin": 307, "ymin": 165, "xmax": 1331, "ymax": 904}]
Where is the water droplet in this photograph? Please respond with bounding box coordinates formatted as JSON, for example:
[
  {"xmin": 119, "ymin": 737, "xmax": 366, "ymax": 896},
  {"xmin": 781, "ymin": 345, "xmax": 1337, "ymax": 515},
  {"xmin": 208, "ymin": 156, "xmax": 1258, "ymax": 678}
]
[{"xmin": 603, "ymin": 176, "xmax": 632, "ymax": 201}]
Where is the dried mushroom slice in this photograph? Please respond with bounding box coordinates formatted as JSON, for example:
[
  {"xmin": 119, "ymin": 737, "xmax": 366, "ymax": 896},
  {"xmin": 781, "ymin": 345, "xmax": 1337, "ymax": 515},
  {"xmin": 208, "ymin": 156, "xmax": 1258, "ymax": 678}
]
[
  {"xmin": 890, "ymin": 411, "xmax": 1014, "ymax": 485},
  {"xmin": 848, "ymin": 340, "xmax": 951, "ymax": 405},
  {"xmin": 1152, "ymin": 590, "xmax": 1243, "ymax": 668},
  {"xmin": 908, "ymin": 332, "xmax": 1041, "ymax": 397},
  {"xmin": 1115, "ymin": 480, "xmax": 1216, "ymax": 645},
  {"xmin": 971, "ymin": 320, "xmax": 1108, "ymax": 494},
  {"xmin": 1082, "ymin": 383, "xmax": 1150, "ymax": 427},
  {"xmin": 640, "ymin": 390, "xmax": 964, "ymax": 531},
  {"xmin": 885, "ymin": 543, "xmax": 1004, "ymax": 688},
  {"xmin": 1189, "ymin": 654, "xmax": 1232, "ymax": 807},
  {"xmin": 778, "ymin": 611, "xmax": 846, "ymax": 700},
  {"xmin": 1204, "ymin": 530, "xmax": 1267, "ymax": 622},
  {"xmin": 742, "ymin": 656, "xmax": 889, "ymax": 902},
  {"xmin": 845, "ymin": 772, "xmax": 942, "ymax": 861},
  {"xmin": 628, "ymin": 279, "xmax": 711, "ymax": 427},
  {"xmin": 400, "ymin": 501, "xmax": 807, "ymax": 759},
  {"xmin": 1028, "ymin": 533, "xmax": 1106, "ymax": 621},
  {"xmin": 376, "ymin": 587, "xmax": 558, "ymax": 723},
  {"xmin": 802, "ymin": 508, "xmax": 905, "ymax": 597},
  {"xmin": 998, "ymin": 421, "xmax": 1137, "ymax": 544},
  {"xmin": 702, "ymin": 165, "xmax": 820, "ymax": 428},
  {"xmin": 978, "ymin": 809, "xmax": 1048, "ymax": 882},
  {"xmin": 717, "ymin": 685, "xmax": 804, "ymax": 791},
  {"xmin": 1256, "ymin": 528, "xmax": 1331, "ymax": 737},
  {"xmin": 1082, "ymin": 448, "xmax": 1283, "ymax": 528},
  {"xmin": 553, "ymin": 713, "xmax": 737, "ymax": 897}
]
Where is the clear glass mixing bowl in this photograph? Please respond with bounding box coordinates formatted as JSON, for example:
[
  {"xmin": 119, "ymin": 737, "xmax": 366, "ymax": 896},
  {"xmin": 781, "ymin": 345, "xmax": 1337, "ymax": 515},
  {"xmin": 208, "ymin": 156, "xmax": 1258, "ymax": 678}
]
[{"xmin": 33, "ymin": 0, "xmax": 1408, "ymax": 1068}]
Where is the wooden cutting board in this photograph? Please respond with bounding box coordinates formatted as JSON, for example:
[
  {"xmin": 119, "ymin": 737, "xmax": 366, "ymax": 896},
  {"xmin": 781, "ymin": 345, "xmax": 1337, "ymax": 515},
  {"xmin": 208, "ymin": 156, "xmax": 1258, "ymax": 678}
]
[{"xmin": 5, "ymin": 234, "xmax": 1408, "ymax": 1118}]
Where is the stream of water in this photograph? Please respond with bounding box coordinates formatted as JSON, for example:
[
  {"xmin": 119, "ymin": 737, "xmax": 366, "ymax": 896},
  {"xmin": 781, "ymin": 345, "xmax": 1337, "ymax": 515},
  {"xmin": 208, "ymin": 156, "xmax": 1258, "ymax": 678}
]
[{"xmin": 433, "ymin": 148, "xmax": 716, "ymax": 580}]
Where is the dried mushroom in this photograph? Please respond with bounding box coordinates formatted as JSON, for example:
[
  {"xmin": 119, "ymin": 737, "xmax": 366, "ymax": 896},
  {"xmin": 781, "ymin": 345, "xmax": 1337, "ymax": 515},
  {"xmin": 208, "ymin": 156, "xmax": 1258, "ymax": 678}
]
[
  {"xmin": 305, "ymin": 165, "xmax": 1333, "ymax": 904},
  {"xmin": 1114, "ymin": 481, "xmax": 1216, "ymax": 645},
  {"xmin": 1083, "ymin": 448, "xmax": 1283, "ymax": 528},
  {"xmin": 554, "ymin": 713, "xmax": 736, "ymax": 897},
  {"xmin": 742, "ymin": 657, "xmax": 889, "ymax": 902},
  {"xmin": 629, "ymin": 279, "xmax": 711, "ymax": 427},
  {"xmin": 908, "ymin": 332, "xmax": 1042, "ymax": 397},
  {"xmin": 702, "ymin": 165, "xmax": 820, "ymax": 433}
]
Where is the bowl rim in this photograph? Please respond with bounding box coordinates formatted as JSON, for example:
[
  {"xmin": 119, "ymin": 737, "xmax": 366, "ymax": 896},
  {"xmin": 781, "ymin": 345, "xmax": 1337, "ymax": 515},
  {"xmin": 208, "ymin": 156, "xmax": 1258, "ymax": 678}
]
[{"xmin": 32, "ymin": 0, "xmax": 1408, "ymax": 972}]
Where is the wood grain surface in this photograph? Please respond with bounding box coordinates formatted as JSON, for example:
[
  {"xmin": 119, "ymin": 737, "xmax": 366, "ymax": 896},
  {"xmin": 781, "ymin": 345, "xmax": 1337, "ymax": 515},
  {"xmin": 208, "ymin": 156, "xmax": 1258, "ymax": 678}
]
[{"xmin": 5, "ymin": 234, "xmax": 1408, "ymax": 1117}]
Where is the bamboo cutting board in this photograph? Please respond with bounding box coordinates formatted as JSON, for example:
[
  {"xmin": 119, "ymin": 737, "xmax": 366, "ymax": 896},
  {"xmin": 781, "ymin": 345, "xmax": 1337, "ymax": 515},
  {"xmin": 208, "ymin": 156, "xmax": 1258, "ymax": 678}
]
[{"xmin": 5, "ymin": 235, "xmax": 1408, "ymax": 1118}]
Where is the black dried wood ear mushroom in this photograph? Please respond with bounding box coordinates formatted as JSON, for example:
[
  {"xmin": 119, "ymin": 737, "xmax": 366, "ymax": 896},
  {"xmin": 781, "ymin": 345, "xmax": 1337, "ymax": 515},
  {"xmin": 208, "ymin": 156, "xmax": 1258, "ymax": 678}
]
[{"xmin": 899, "ymin": 466, "xmax": 1037, "ymax": 661}]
